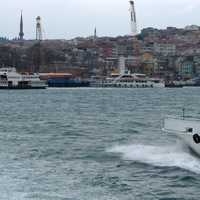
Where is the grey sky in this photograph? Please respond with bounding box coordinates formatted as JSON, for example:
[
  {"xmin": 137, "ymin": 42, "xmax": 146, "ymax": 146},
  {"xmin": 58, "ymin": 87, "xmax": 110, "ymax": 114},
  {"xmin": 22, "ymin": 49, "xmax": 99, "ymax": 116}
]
[{"xmin": 1, "ymin": 0, "xmax": 200, "ymax": 39}]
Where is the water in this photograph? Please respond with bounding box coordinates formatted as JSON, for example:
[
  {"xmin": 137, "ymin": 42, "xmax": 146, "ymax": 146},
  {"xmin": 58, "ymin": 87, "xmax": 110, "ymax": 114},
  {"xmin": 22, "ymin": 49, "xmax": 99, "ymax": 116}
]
[{"xmin": 0, "ymin": 88, "xmax": 200, "ymax": 200}]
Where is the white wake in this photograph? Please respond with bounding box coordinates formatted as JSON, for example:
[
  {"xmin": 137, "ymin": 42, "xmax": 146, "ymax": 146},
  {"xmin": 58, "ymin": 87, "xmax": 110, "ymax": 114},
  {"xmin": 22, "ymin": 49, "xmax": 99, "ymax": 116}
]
[{"xmin": 108, "ymin": 143, "xmax": 200, "ymax": 174}]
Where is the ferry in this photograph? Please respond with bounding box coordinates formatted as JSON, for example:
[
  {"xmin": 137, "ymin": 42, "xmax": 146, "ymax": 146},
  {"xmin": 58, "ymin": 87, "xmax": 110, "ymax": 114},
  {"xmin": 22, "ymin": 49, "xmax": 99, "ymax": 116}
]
[
  {"xmin": 90, "ymin": 56, "xmax": 165, "ymax": 88},
  {"xmin": 163, "ymin": 115, "xmax": 200, "ymax": 156},
  {"xmin": 91, "ymin": 73, "xmax": 165, "ymax": 88},
  {"xmin": 0, "ymin": 68, "xmax": 47, "ymax": 89}
]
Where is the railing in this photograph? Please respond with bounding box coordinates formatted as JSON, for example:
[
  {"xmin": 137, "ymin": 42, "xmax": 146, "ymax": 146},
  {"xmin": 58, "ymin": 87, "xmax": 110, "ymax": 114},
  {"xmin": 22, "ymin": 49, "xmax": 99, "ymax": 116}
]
[{"xmin": 164, "ymin": 115, "xmax": 200, "ymax": 122}]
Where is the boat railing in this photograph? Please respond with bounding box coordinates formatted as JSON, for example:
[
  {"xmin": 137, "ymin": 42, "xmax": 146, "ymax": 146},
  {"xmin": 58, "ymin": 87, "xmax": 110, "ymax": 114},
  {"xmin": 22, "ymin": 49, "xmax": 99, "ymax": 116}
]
[
  {"xmin": 162, "ymin": 115, "xmax": 200, "ymax": 136},
  {"xmin": 164, "ymin": 115, "xmax": 200, "ymax": 122}
]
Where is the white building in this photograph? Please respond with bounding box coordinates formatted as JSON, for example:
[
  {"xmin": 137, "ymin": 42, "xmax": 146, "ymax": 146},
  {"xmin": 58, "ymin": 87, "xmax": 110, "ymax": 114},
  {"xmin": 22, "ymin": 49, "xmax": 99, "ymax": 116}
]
[{"xmin": 154, "ymin": 43, "xmax": 176, "ymax": 56}]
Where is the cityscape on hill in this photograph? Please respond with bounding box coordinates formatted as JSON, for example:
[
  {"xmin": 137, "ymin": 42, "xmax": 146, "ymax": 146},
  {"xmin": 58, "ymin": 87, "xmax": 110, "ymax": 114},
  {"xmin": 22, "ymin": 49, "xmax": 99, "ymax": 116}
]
[
  {"xmin": 1, "ymin": 25, "xmax": 200, "ymax": 81},
  {"xmin": 0, "ymin": 1, "xmax": 200, "ymax": 82}
]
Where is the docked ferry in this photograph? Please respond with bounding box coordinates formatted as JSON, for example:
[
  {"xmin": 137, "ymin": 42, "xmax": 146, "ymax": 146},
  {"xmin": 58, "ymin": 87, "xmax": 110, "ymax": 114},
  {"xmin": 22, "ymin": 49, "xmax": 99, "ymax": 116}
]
[
  {"xmin": 91, "ymin": 73, "xmax": 165, "ymax": 88},
  {"xmin": 90, "ymin": 56, "xmax": 165, "ymax": 88},
  {"xmin": 0, "ymin": 68, "xmax": 46, "ymax": 89}
]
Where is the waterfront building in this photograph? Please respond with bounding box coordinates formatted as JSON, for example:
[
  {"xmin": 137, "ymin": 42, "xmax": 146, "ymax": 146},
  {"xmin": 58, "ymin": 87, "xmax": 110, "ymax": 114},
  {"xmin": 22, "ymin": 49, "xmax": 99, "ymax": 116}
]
[
  {"xmin": 154, "ymin": 43, "xmax": 176, "ymax": 56},
  {"xmin": 126, "ymin": 56, "xmax": 142, "ymax": 73},
  {"xmin": 175, "ymin": 56, "xmax": 195, "ymax": 79},
  {"xmin": 185, "ymin": 25, "xmax": 199, "ymax": 31},
  {"xmin": 194, "ymin": 56, "xmax": 200, "ymax": 76},
  {"xmin": 179, "ymin": 60, "xmax": 194, "ymax": 79},
  {"xmin": 141, "ymin": 52, "xmax": 156, "ymax": 76}
]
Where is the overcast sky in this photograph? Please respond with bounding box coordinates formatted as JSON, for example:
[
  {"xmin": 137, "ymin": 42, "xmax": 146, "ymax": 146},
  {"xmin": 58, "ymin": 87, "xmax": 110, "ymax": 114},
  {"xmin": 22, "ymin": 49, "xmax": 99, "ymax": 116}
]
[{"xmin": 1, "ymin": 0, "xmax": 200, "ymax": 39}]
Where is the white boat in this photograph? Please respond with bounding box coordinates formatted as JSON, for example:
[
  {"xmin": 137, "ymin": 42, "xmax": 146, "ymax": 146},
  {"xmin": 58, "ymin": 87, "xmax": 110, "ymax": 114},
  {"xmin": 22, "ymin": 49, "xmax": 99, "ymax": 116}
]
[
  {"xmin": 149, "ymin": 78, "xmax": 165, "ymax": 88},
  {"xmin": 0, "ymin": 67, "xmax": 46, "ymax": 89},
  {"xmin": 90, "ymin": 56, "xmax": 165, "ymax": 88},
  {"xmin": 91, "ymin": 73, "xmax": 165, "ymax": 88},
  {"xmin": 163, "ymin": 115, "xmax": 200, "ymax": 156}
]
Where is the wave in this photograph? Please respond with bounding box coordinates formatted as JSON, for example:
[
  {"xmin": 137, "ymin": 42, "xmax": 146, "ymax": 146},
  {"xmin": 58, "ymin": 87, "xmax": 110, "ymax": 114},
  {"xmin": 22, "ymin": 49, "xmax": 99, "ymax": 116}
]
[{"xmin": 107, "ymin": 142, "xmax": 200, "ymax": 174}]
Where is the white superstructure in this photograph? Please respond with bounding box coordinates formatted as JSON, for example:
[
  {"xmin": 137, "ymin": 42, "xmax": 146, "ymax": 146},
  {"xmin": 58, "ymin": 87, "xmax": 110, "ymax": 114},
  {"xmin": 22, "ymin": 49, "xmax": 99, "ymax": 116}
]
[
  {"xmin": 163, "ymin": 116, "xmax": 200, "ymax": 156},
  {"xmin": 91, "ymin": 73, "xmax": 164, "ymax": 88},
  {"xmin": 101, "ymin": 73, "xmax": 153, "ymax": 88}
]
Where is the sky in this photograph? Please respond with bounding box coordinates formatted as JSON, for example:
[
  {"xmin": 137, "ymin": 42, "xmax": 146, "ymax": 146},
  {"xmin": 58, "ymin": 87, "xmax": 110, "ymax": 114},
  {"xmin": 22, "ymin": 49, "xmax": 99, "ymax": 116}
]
[{"xmin": 1, "ymin": 0, "xmax": 200, "ymax": 40}]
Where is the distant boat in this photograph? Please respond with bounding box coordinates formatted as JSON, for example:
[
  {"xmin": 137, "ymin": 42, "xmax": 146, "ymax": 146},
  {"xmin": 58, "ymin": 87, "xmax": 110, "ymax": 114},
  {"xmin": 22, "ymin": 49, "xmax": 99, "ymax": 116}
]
[
  {"xmin": 90, "ymin": 56, "xmax": 165, "ymax": 88},
  {"xmin": 91, "ymin": 73, "xmax": 165, "ymax": 88},
  {"xmin": 165, "ymin": 77, "xmax": 200, "ymax": 88},
  {"xmin": 0, "ymin": 67, "xmax": 46, "ymax": 89},
  {"xmin": 163, "ymin": 115, "xmax": 200, "ymax": 156},
  {"xmin": 165, "ymin": 81, "xmax": 183, "ymax": 88}
]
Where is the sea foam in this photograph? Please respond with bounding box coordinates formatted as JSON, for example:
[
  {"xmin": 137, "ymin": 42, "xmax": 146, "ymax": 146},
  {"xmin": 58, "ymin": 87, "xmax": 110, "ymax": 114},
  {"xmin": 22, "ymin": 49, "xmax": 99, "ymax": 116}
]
[{"xmin": 108, "ymin": 143, "xmax": 200, "ymax": 174}]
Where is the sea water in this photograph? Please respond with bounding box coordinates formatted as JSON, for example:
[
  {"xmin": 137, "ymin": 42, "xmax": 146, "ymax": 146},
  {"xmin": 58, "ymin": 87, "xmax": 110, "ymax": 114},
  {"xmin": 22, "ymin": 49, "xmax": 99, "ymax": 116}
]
[{"xmin": 0, "ymin": 88, "xmax": 200, "ymax": 200}]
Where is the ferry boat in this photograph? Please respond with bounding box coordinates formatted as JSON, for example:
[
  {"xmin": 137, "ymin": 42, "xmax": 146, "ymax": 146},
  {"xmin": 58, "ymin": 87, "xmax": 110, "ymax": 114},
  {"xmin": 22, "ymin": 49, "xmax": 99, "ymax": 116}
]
[
  {"xmin": 91, "ymin": 73, "xmax": 165, "ymax": 88},
  {"xmin": 163, "ymin": 115, "xmax": 200, "ymax": 156},
  {"xmin": 90, "ymin": 56, "xmax": 165, "ymax": 88},
  {"xmin": 0, "ymin": 68, "xmax": 46, "ymax": 89}
]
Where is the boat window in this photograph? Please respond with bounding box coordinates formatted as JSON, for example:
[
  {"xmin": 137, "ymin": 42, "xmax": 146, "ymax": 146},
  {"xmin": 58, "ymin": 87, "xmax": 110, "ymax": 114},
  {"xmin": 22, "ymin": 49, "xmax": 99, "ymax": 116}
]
[{"xmin": 186, "ymin": 127, "xmax": 193, "ymax": 132}]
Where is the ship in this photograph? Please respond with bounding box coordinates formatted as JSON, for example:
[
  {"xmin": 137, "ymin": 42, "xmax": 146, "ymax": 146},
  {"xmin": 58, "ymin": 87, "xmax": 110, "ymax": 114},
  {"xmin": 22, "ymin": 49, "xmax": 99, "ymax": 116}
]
[
  {"xmin": 90, "ymin": 56, "xmax": 165, "ymax": 88},
  {"xmin": 40, "ymin": 73, "xmax": 90, "ymax": 88},
  {"xmin": 0, "ymin": 68, "xmax": 46, "ymax": 89},
  {"xmin": 91, "ymin": 73, "xmax": 164, "ymax": 88}
]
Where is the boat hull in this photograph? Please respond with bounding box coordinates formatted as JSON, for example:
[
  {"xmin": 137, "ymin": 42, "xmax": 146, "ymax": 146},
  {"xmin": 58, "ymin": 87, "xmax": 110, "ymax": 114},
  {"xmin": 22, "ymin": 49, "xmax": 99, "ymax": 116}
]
[
  {"xmin": 90, "ymin": 81, "xmax": 165, "ymax": 88},
  {"xmin": 48, "ymin": 79, "xmax": 90, "ymax": 88},
  {"xmin": 0, "ymin": 85, "xmax": 46, "ymax": 89}
]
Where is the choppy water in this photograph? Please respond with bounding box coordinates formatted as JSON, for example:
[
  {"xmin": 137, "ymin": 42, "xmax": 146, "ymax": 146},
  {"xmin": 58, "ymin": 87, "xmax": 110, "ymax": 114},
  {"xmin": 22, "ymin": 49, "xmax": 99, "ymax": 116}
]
[{"xmin": 1, "ymin": 88, "xmax": 200, "ymax": 200}]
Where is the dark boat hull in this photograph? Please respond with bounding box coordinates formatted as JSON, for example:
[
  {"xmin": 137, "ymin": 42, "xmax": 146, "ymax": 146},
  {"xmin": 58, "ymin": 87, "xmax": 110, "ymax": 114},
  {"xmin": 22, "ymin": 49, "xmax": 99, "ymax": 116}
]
[
  {"xmin": 0, "ymin": 86, "xmax": 46, "ymax": 89},
  {"xmin": 165, "ymin": 84, "xmax": 183, "ymax": 88},
  {"xmin": 48, "ymin": 79, "xmax": 90, "ymax": 87}
]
